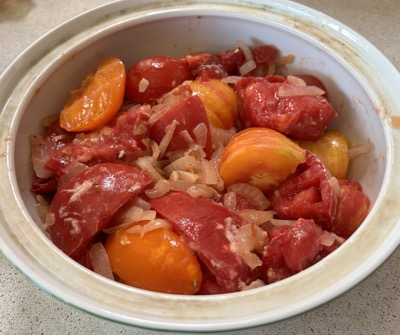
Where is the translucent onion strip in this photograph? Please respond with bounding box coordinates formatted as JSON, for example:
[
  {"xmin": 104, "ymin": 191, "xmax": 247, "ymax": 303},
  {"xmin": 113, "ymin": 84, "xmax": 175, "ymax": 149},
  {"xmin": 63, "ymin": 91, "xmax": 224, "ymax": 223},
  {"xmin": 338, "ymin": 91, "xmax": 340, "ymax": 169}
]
[
  {"xmin": 145, "ymin": 179, "xmax": 171, "ymax": 199},
  {"xmin": 347, "ymin": 140, "xmax": 372, "ymax": 160},
  {"xmin": 227, "ymin": 183, "xmax": 270, "ymax": 210},
  {"xmin": 238, "ymin": 209, "xmax": 275, "ymax": 225},
  {"xmin": 239, "ymin": 59, "xmax": 257, "ymax": 76},
  {"xmin": 135, "ymin": 156, "xmax": 164, "ymax": 182},
  {"xmin": 236, "ymin": 39, "xmax": 253, "ymax": 61},
  {"xmin": 158, "ymin": 119, "xmax": 179, "ymax": 156},
  {"xmin": 287, "ymin": 75, "xmax": 307, "ymax": 86},
  {"xmin": 89, "ymin": 242, "xmax": 114, "ymax": 281},
  {"xmin": 126, "ymin": 219, "xmax": 172, "ymax": 238},
  {"xmin": 163, "ymin": 155, "xmax": 198, "ymax": 177},
  {"xmin": 277, "ymin": 85, "xmax": 325, "ymax": 98},
  {"xmin": 192, "ymin": 122, "xmax": 208, "ymax": 148}
]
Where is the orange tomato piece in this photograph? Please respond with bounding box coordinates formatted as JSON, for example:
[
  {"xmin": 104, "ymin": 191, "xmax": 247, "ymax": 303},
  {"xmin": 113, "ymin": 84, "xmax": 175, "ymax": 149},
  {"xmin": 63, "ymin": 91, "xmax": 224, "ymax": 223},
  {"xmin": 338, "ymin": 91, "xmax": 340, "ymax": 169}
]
[
  {"xmin": 105, "ymin": 222, "xmax": 202, "ymax": 295},
  {"xmin": 60, "ymin": 56, "xmax": 126, "ymax": 132},
  {"xmin": 190, "ymin": 79, "xmax": 238, "ymax": 129},
  {"xmin": 298, "ymin": 130, "xmax": 349, "ymax": 179},
  {"xmin": 219, "ymin": 127, "xmax": 306, "ymax": 192}
]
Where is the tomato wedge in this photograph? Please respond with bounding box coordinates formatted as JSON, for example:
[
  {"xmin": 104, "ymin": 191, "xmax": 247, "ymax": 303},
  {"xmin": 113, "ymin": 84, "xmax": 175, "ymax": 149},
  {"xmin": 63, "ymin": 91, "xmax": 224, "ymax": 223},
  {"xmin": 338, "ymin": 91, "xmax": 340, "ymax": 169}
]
[
  {"xmin": 49, "ymin": 163, "xmax": 152, "ymax": 258},
  {"xmin": 150, "ymin": 191, "xmax": 256, "ymax": 293},
  {"xmin": 60, "ymin": 56, "xmax": 126, "ymax": 132}
]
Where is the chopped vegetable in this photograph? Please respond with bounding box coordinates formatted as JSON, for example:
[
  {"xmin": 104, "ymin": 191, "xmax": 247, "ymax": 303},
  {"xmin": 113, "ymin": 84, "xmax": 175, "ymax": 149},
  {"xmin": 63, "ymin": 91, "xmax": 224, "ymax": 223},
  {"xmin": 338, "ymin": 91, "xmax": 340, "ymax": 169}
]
[
  {"xmin": 219, "ymin": 127, "xmax": 306, "ymax": 192},
  {"xmin": 105, "ymin": 221, "xmax": 202, "ymax": 294},
  {"xmin": 60, "ymin": 56, "xmax": 126, "ymax": 132}
]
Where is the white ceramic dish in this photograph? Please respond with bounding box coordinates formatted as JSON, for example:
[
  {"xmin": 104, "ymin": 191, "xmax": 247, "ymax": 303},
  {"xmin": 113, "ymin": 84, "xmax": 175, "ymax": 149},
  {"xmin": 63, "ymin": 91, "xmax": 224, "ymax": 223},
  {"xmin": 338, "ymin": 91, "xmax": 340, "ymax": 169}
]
[{"xmin": 1, "ymin": 0, "xmax": 400, "ymax": 333}]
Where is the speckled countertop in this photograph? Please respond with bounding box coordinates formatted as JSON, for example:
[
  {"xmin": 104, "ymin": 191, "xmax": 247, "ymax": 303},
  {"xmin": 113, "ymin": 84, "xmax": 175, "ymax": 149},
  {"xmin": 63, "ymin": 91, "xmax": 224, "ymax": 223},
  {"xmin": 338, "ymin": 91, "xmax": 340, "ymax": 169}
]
[{"xmin": 1, "ymin": 1, "xmax": 399, "ymax": 334}]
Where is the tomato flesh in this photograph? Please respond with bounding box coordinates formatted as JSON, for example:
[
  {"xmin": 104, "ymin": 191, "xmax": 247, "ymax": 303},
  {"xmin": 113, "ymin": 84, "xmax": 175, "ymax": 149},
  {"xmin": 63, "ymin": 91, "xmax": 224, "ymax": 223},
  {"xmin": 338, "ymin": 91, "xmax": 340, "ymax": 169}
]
[
  {"xmin": 125, "ymin": 56, "xmax": 191, "ymax": 103},
  {"xmin": 60, "ymin": 56, "xmax": 126, "ymax": 132},
  {"xmin": 49, "ymin": 163, "xmax": 152, "ymax": 258},
  {"xmin": 150, "ymin": 191, "xmax": 256, "ymax": 293},
  {"xmin": 105, "ymin": 223, "xmax": 202, "ymax": 295}
]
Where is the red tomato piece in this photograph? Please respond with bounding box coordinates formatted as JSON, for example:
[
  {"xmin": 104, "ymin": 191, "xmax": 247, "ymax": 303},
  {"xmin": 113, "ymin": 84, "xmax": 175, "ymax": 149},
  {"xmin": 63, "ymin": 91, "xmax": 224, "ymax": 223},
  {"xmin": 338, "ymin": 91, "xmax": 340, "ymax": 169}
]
[
  {"xmin": 251, "ymin": 45, "xmax": 278, "ymax": 66},
  {"xmin": 44, "ymin": 105, "xmax": 151, "ymax": 175},
  {"xmin": 148, "ymin": 95, "xmax": 213, "ymax": 158},
  {"xmin": 235, "ymin": 76, "xmax": 337, "ymax": 140},
  {"xmin": 150, "ymin": 191, "xmax": 256, "ymax": 293},
  {"xmin": 269, "ymin": 151, "xmax": 337, "ymax": 229},
  {"xmin": 215, "ymin": 48, "xmax": 245, "ymax": 75},
  {"xmin": 262, "ymin": 219, "xmax": 327, "ymax": 284},
  {"xmin": 49, "ymin": 163, "xmax": 152, "ymax": 259},
  {"xmin": 125, "ymin": 56, "xmax": 191, "ymax": 103},
  {"xmin": 31, "ymin": 176, "xmax": 59, "ymax": 194},
  {"xmin": 293, "ymin": 74, "xmax": 329, "ymax": 100},
  {"xmin": 332, "ymin": 179, "xmax": 370, "ymax": 238}
]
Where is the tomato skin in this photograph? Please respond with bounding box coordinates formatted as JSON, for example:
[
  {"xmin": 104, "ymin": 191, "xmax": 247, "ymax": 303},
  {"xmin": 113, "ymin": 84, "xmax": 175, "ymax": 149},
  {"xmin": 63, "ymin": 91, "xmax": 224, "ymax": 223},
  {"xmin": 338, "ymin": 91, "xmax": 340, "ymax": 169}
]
[
  {"xmin": 105, "ymin": 224, "xmax": 202, "ymax": 295},
  {"xmin": 262, "ymin": 219, "xmax": 327, "ymax": 284},
  {"xmin": 269, "ymin": 151, "xmax": 337, "ymax": 229},
  {"xmin": 298, "ymin": 130, "xmax": 349, "ymax": 179},
  {"xmin": 236, "ymin": 76, "xmax": 337, "ymax": 140},
  {"xmin": 49, "ymin": 163, "xmax": 152, "ymax": 258},
  {"xmin": 332, "ymin": 180, "xmax": 370, "ymax": 238},
  {"xmin": 125, "ymin": 56, "xmax": 191, "ymax": 103},
  {"xmin": 60, "ymin": 56, "xmax": 126, "ymax": 132},
  {"xmin": 251, "ymin": 45, "xmax": 278, "ymax": 66},
  {"xmin": 219, "ymin": 127, "xmax": 306, "ymax": 192},
  {"xmin": 293, "ymin": 74, "xmax": 329, "ymax": 99},
  {"xmin": 45, "ymin": 105, "xmax": 151, "ymax": 176},
  {"xmin": 189, "ymin": 79, "xmax": 238, "ymax": 130},
  {"xmin": 149, "ymin": 95, "xmax": 213, "ymax": 158},
  {"xmin": 150, "ymin": 191, "xmax": 256, "ymax": 293}
]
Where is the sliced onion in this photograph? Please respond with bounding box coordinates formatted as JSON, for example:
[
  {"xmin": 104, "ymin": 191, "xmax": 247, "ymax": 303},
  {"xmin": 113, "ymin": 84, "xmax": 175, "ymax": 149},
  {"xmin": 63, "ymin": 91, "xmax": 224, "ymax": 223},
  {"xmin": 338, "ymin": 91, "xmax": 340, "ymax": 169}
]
[
  {"xmin": 239, "ymin": 59, "xmax": 257, "ymax": 76},
  {"xmin": 277, "ymin": 85, "xmax": 325, "ymax": 98},
  {"xmin": 150, "ymin": 140, "xmax": 161, "ymax": 161},
  {"xmin": 210, "ymin": 125, "xmax": 236, "ymax": 147},
  {"xmin": 327, "ymin": 176, "xmax": 343, "ymax": 198},
  {"xmin": 158, "ymin": 119, "xmax": 179, "ymax": 156},
  {"xmin": 179, "ymin": 129, "xmax": 198, "ymax": 149},
  {"xmin": 149, "ymin": 104, "xmax": 170, "ymax": 124},
  {"xmin": 239, "ymin": 279, "xmax": 265, "ymax": 291},
  {"xmin": 126, "ymin": 219, "xmax": 172, "ymax": 238},
  {"xmin": 238, "ymin": 209, "xmax": 275, "ymax": 226},
  {"xmin": 275, "ymin": 54, "xmax": 295, "ymax": 66},
  {"xmin": 287, "ymin": 75, "xmax": 307, "ymax": 86},
  {"xmin": 163, "ymin": 155, "xmax": 198, "ymax": 177},
  {"xmin": 236, "ymin": 39, "xmax": 253, "ymax": 61},
  {"xmin": 169, "ymin": 170, "xmax": 199, "ymax": 183},
  {"xmin": 44, "ymin": 212, "xmax": 55, "ymax": 230},
  {"xmin": 192, "ymin": 122, "xmax": 208, "ymax": 148},
  {"xmin": 30, "ymin": 135, "xmax": 53, "ymax": 179},
  {"xmin": 266, "ymin": 61, "xmax": 276, "ymax": 76},
  {"xmin": 221, "ymin": 76, "xmax": 242, "ymax": 84},
  {"xmin": 145, "ymin": 179, "xmax": 171, "ymax": 199},
  {"xmin": 130, "ymin": 196, "xmax": 152, "ymax": 210},
  {"xmin": 347, "ymin": 140, "xmax": 372, "ymax": 160},
  {"xmin": 132, "ymin": 119, "xmax": 148, "ymax": 135},
  {"xmin": 199, "ymin": 158, "xmax": 219, "ymax": 186},
  {"xmin": 89, "ymin": 242, "xmax": 114, "ymax": 281},
  {"xmin": 234, "ymin": 223, "xmax": 268, "ymax": 268},
  {"xmin": 269, "ymin": 218, "xmax": 297, "ymax": 227},
  {"xmin": 135, "ymin": 156, "xmax": 164, "ymax": 182},
  {"xmin": 319, "ymin": 231, "xmax": 336, "ymax": 247},
  {"xmin": 34, "ymin": 195, "xmax": 49, "ymax": 225},
  {"xmin": 169, "ymin": 179, "xmax": 193, "ymax": 192},
  {"xmin": 138, "ymin": 78, "xmax": 150, "ymax": 93},
  {"xmin": 186, "ymin": 184, "xmax": 216, "ymax": 199},
  {"xmin": 223, "ymin": 191, "xmax": 237, "ymax": 211},
  {"xmin": 227, "ymin": 183, "xmax": 270, "ymax": 210}
]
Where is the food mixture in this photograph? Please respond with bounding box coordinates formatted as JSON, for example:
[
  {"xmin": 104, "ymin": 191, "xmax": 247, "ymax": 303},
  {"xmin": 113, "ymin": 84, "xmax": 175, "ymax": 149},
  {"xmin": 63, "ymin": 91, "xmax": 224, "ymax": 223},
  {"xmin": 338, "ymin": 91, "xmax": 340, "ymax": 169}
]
[{"xmin": 30, "ymin": 41, "xmax": 371, "ymax": 295}]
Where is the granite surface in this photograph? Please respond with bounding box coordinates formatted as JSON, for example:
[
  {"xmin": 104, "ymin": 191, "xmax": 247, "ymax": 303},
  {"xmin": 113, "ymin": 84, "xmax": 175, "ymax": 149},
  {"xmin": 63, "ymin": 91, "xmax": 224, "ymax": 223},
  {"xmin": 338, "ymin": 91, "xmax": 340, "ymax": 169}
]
[{"xmin": 1, "ymin": 0, "xmax": 399, "ymax": 334}]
